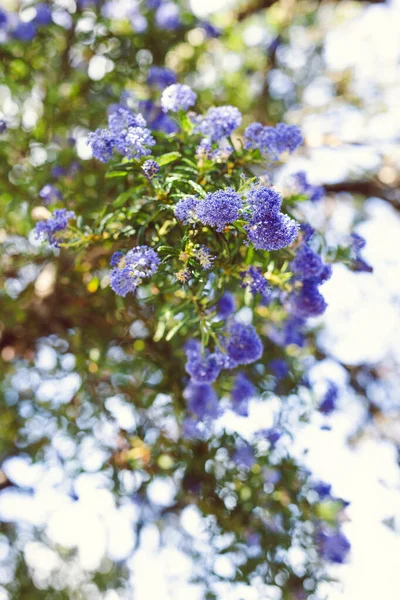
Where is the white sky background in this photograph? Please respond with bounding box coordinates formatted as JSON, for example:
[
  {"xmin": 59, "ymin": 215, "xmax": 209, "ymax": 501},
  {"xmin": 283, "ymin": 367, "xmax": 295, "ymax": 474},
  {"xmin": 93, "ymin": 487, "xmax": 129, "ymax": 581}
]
[{"xmin": 1, "ymin": 0, "xmax": 400, "ymax": 599}]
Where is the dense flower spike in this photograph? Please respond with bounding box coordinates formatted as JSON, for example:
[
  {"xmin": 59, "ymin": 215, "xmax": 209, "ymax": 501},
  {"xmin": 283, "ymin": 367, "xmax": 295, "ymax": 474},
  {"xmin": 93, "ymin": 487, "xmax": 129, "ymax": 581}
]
[
  {"xmin": 35, "ymin": 209, "xmax": 75, "ymax": 247},
  {"xmin": 195, "ymin": 246, "xmax": 215, "ymax": 270},
  {"xmin": 289, "ymin": 281, "xmax": 328, "ymax": 318},
  {"xmin": 174, "ymin": 196, "xmax": 199, "ymax": 225},
  {"xmin": 224, "ymin": 322, "xmax": 263, "ymax": 366},
  {"xmin": 161, "ymin": 84, "xmax": 197, "ymax": 112},
  {"xmin": 185, "ymin": 341, "xmax": 221, "ymax": 384},
  {"xmin": 291, "ymin": 244, "xmax": 325, "ymax": 280},
  {"xmin": 197, "ymin": 188, "xmax": 242, "ymax": 231},
  {"xmin": 294, "ymin": 171, "xmax": 324, "ymax": 203},
  {"xmin": 217, "ymin": 292, "xmax": 236, "ymax": 318},
  {"xmin": 109, "ymin": 246, "xmax": 160, "ymax": 297},
  {"xmin": 317, "ymin": 531, "xmax": 351, "ymax": 564},
  {"xmin": 39, "ymin": 184, "xmax": 63, "ymax": 204},
  {"xmin": 269, "ymin": 358, "xmax": 289, "ymax": 380},
  {"xmin": 142, "ymin": 160, "xmax": 160, "ymax": 180},
  {"xmin": 244, "ymin": 122, "xmax": 302, "ymax": 157},
  {"xmin": 196, "ymin": 106, "xmax": 242, "ymax": 142}
]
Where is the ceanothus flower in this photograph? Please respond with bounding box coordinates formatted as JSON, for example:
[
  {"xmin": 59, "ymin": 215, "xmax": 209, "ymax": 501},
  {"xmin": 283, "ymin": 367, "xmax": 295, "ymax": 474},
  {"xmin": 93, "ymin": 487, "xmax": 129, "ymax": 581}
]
[
  {"xmin": 196, "ymin": 188, "xmax": 242, "ymax": 232},
  {"xmin": 109, "ymin": 246, "xmax": 160, "ymax": 297},
  {"xmin": 161, "ymin": 84, "xmax": 196, "ymax": 113},
  {"xmin": 269, "ymin": 358, "xmax": 289, "ymax": 380},
  {"xmin": 39, "ymin": 184, "xmax": 63, "ymax": 204},
  {"xmin": 317, "ymin": 530, "xmax": 351, "ymax": 564},
  {"xmin": 224, "ymin": 322, "xmax": 263, "ymax": 366},
  {"xmin": 291, "ymin": 244, "xmax": 325, "ymax": 281},
  {"xmin": 184, "ymin": 382, "xmax": 219, "ymax": 419},
  {"xmin": 113, "ymin": 126, "xmax": 155, "ymax": 159},
  {"xmin": 12, "ymin": 21, "xmax": 37, "ymax": 41},
  {"xmin": 35, "ymin": 209, "xmax": 76, "ymax": 247},
  {"xmin": 318, "ymin": 381, "xmax": 338, "ymax": 415},
  {"xmin": 0, "ymin": 120, "xmax": 6, "ymax": 133},
  {"xmin": 195, "ymin": 246, "xmax": 214, "ymax": 270},
  {"xmin": 142, "ymin": 160, "xmax": 160, "ymax": 180},
  {"xmin": 33, "ymin": 4, "xmax": 52, "ymax": 26},
  {"xmin": 147, "ymin": 66, "xmax": 177, "ymax": 89},
  {"xmin": 155, "ymin": 2, "xmax": 181, "ymax": 30},
  {"xmin": 196, "ymin": 106, "xmax": 242, "ymax": 142},
  {"xmin": 0, "ymin": 9, "xmax": 8, "ymax": 29},
  {"xmin": 185, "ymin": 340, "xmax": 221, "ymax": 384},
  {"xmin": 351, "ymin": 232, "xmax": 373, "ymax": 273},
  {"xmin": 313, "ymin": 482, "xmax": 332, "ymax": 499},
  {"xmin": 233, "ymin": 443, "xmax": 255, "ymax": 469},
  {"xmin": 108, "ymin": 105, "xmax": 147, "ymax": 131},
  {"xmin": 138, "ymin": 100, "xmax": 179, "ymax": 134},
  {"xmin": 87, "ymin": 128, "xmax": 116, "ymax": 162},
  {"xmin": 244, "ymin": 122, "xmax": 302, "ymax": 157},
  {"xmin": 289, "ymin": 281, "xmax": 327, "ymax": 318},
  {"xmin": 240, "ymin": 266, "xmax": 271, "ymax": 303},
  {"xmin": 269, "ymin": 316, "xmax": 306, "ymax": 348},
  {"xmin": 245, "ymin": 186, "xmax": 299, "ymax": 251},
  {"xmin": 231, "ymin": 372, "xmax": 255, "ymax": 416},
  {"xmin": 217, "ymin": 292, "xmax": 235, "ymax": 319},
  {"xmin": 175, "ymin": 196, "xmax": 199, "ymax": 225}
]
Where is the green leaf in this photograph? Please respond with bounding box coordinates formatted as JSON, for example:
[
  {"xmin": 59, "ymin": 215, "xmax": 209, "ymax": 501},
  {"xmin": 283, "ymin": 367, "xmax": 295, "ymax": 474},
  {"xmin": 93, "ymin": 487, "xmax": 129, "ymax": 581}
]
[
  {"xmin": 157, "ymin": 152, "xmax": 181, "ymax": 167},
  {"xmin": 187, "ymin": 181, "xmax": 206, "ymax": 197},
  {"xmin": 113, "ymin": 190, "xmax": 133, "ymax": 207},
  {"xmin": 106, "ymin": 171, "xmax": 128, "ymax": 178}
]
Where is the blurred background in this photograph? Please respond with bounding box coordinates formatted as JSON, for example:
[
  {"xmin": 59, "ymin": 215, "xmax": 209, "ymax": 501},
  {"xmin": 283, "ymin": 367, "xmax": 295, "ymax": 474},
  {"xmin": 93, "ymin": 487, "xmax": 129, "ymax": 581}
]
[{"xmin": 0, "ymin": 0, "xmax": 400, "ymax": 598}]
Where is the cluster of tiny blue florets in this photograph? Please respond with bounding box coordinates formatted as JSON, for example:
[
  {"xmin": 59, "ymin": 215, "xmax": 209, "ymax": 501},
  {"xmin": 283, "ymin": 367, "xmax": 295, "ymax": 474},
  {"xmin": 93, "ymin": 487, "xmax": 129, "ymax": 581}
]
[
  {"xmin": 35, "ymin": 209, "xmax": 75, "ymax": 247},
  {"xmin": 289, "ymin": 241, "xmax": 332, "ymax": 318},
  {"xmin": 147, "ymin": 66, "xmax": 177, "ymax": 89},
  {"xmin": 240, "ymin": 266, "xmax": 271, "ymax": 303},
  {"xmin": 196, "ymin": 189, "xmax": 242, "ymax": 232},
  {"xmin": 231, "ymin": 372, "xmax": 255, "ymax": 416},
  {"xmin": 293, "ymin": 171, "xmax": 324, "ymax": 203},
  {"xmin": 161, "ymin": 84, "xmax": 197, "ymax": 113},
  {"xmin": 244, "ymin": 122, "xmax": 303, "ymax": 158},
  {"xmin": 195, "ymin": 106, "xmax": 242, "ymax": 142},
  {"xmin": 142, "ymin": 159, "xmax": 160, "ymax": 180},
  {"xmin": 109, "ymin": 246, "xmax": 160, "ymax": 297},
  {"xmin": 88, "ymin": 106, "xmax": 155, "ymax": 162},
  {"xmin": 39, "ymin": 184, "xmax": 63, "ymax": 205}
]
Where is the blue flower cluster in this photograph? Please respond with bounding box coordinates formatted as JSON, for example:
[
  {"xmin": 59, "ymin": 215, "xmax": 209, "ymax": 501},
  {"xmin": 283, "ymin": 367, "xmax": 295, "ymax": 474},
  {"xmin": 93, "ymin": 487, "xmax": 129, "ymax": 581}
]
[
  {"xmin": 39, "ymin": 184, "xmax": 63, "ymax": 205},
  {"xmin": 35, "ymin": 209, "xmax": 75, "ymax": 247},
  {"xmin": 196, "ymin": 189, "xmax": 242, "ymax": 232},
  {"xmin": 88, "ymin": 106, "xmax": 155, "ymax": 162},
  {"xmin": 217, "ymin": 292, "xmax": 236, "ymax": 319},
  {"xmin": 155, "ymin": 2, "xmax": 181, "ymax": 30},
  {"xmin": 269, "ymin": 358, "xmax": 289, "ymax": 380},
  {"xmin": 174, "ymin": 196, "xmax": 199, "ymax": 225},
  {"xmin": 231, "ymin": 372, "xmax": 255, "ymax": 416},
  {"xmin": 147, "ymin": 66, "xmax": 177, "ymax": 89},
  {"xmin": 138, "ymin": 99, "xmax": 179, "ymax": 134},
  {"xmin": 318, "ymin": 381, "xmax": 338, "ymax": 415},
  {"xmin": 244, "ymin": 122, "xmax": 303, "ymax": 158},
  {"xmin": 195, "ymin": 246, "xmax": 215, "ymax": 270},
  {"xmin": 240, "ymin": 266, "xmax": 271, "ymax": 303},
  {"xmin": 317, "ymin": 530, "xmax": 351, "ymax": 564},
  {"xmin": 245, "ymin": 186, "xmax": 299, "ymax": 250},
  {"xmin": 233, "ymin": 443, "xmax": 255, "ymax": 469},
  {"xmin": 142, "ymin": 159, "xmax": 160, "ymax": 180},
  {"xmin": 109, "ymin": 246, "xmax": 160, "ymax": 297},
  {"xmin": 223, "ymin": 322, "xmax": 263, "ymax": 366},
  {"xmin": 195, "ymin": 106, "xmax": 242, "ymax": 142},
  {"xmin": 161, "ymin": 84, "xmax": 197, "ymax": 113},
  {"xmin": 184, "ymin": 382, "xmax": 219, "ymax": 420},
  {"xmin": 289, "ymin": 241, "xmax": 332, "ymax": 318}
]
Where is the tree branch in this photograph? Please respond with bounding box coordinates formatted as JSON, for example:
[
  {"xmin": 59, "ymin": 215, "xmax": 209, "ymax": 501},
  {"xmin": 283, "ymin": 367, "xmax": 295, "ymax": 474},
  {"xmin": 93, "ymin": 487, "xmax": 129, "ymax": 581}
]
[{"xmin": 324, "ymin": 180, "xmax": 400, "ymax": 207}]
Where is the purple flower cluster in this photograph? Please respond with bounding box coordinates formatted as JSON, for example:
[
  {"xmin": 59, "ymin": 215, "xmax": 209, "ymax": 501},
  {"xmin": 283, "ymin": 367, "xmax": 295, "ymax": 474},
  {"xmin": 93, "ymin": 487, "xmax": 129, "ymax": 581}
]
[
  {"xmin": 197, "ymin": 188, "xmax": 242, "ymax": 232},
  {"xmin": 231, "ymin": 372, "xmax": 255, "ymax": 416},
  {"xmin": 233, "ymin": 443, "xmax": 255, "ymax": 469},
  {"xmin": 109, "ymin": 246, "xmax": 160, "ymax": 297},
  {"xmin": 161, "ymin": 84, "xmax": 196, "ymax": 113},
  {"xmin": 185, "ymin": 340, "xmax": 221, "ymax": 384},
  {"xmin": 195, "ymin": 106, "xmax": 242, "ymax": 142},
  {"xmin": 155, "ymin": 2, "xmax": 181, "ymax": 30},
  {"xmin": 35, "ymin": 209, "xmax": 75, "ymax": 247},
  {"xmin": 289, "ymin": 243, "xmax": 332, "ymax": 318},
  {"xmin": 147, "ymin": 67, "xmax": 177, "ymax": 89},
  {"xmin": 88, "ymin": 106, "xmax": 155, "ymax": 162},
  {"xmin": 142, "ymin": 160, "xmax": 160, "ymax": 180},
  {"xmin": 269, "ymin": 358, "xmax": 289, "ymax": 380},
  {"xmin": 294, "ymin": 171, "xmax": 324, "ymax": 203},
  {"xmin": 240, "ymin": 266, "xmax": 271, "ymax": 303},
  {"xmin": 223, "ymin": 322, "xmax": 263, "ymax": 366},
  {"xmin": 245, "ymin": 186, "xmax": 299, "ymax": 250},
  {"xmin": 195, "ymin": 246, "xmax": 214, "ymax": 270},
  {"xmin": 317, "ymin": 530, "xmax": 351, "ymax": 564},
  {"xmin": 318, "ymin": 381, "xmax": 338, "ymax": 415},
  {"xmin": 184, "ymin": 382, "xmax": 219, "ymax": 419},
  {"xmin": 217, "ymin": 292, "xmax": 236, "ymax": 319},
  {"xmin": 39, "ymin": 184, "xmax": 63, "ymax": 205},
  {"xmin": 270, "ymin": 316, "xmax": 306, "ymax": 348},
  {"xmin": 174, "ymin": 196, "xmax": 199, "ymax": 225},
  {"xmin": 244, "ymin": 122, "xmax": 302, "ymax": 158},
  {"xmin": 138, "ymin": 100, "xmax": 179, "ymax": 134}
]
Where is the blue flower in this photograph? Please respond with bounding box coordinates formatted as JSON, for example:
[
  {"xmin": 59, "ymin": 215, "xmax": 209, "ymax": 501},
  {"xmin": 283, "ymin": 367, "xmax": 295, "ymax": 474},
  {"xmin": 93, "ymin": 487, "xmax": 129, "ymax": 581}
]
[
  {"xmin": 289, "ymin": 281, "xmax": 327, "ymax": 318},
  {"xmin": 224, "ymin": 322, "xmax": 263, "ymax": 366},
  {"xmin": 185, "ymin": 342, "xmax": 221, "ymax": 384},
  {"xmin": 240, "ymin": 266, "xmax": 271, "ymax": 303},
  {"xmin": 231, "ymin": 373, "xmax": 255, "ymax": 416},
  {"xmin": 184, "ymin": 382, "xmax": 219, "ymax": 419},
  {"xmin": 147, "ymin": 66, "xmax": 177, "ymax": 89},
  {"xmin": 317, "ymin": 530, "xmax": 350, "ymax": 564},
  {"xmin": 12, "ymin": 21, "xmax": 37, "ymax": 41},
  {"xmin": 318, "ymin": 381, "xmax": 338, "ymax": 415},
  {"xmin": 108, "ymin": 105, "xmax": 147, "ymax": 132},
  {"xmin": 0, "ymin": 9, "xmax": 8, "ymax": 29},
  {"xmin": 244, "ymin": 122, "xmax": 302, "ymax": 157},
  {"xmin": 175, "ymin": 196, "xmax": 199, "ymax": 225},
  {"xmin": 35, "ymin": 209, "xmax": 75, "ymax": 247},
  {"xmin": 0, "ymin": 120, "xmax": 7, "ymax": 134},
  {"xmin": 138, "ymin": 100, "xmax": 179, "ymax": 134},
  {"xmin": 195, "ymin": 246, "xmax": 214, "ymax": 270},
  {"xmin": 182, "ymin": 417, "xmax": 202, "ymax": 440},
  {"xmin": 196, "ymin": 106, "xmax": 242, "ymax": 142},
  {"xmin": 39, "ymin": 184, "xmax": 63, "ymax": 205},
  {"xmin": 109, "ymin": 246, "xmax": 160, "ymax": 297},
  {"xmin": 351, "ymin": 232, "xmax": 373, "ymax": 273},
  {"xmin": 155, "ymin": 2, "xmax": 181, "ymax": 30},
  {"xmin": 87, "ymin": 128, "xmax": 116, "ymax": 162},
  {"xmin": 33, "ymin": 4, "xmax": 52, "ymax": 26},
  {"xmin": 246, "ymin": 186, "xmax": 282, "ymax": 219},
  {"xmin": 161, "ymin": 84, "xmax": 196, "ymax": 113},
  {"xmin": 313, "ymin": 482, "xmax": 332, "ymax": 498},
  {"xmin": 142, "ymin": 160, "xmax": 160, "ymax": 180},
  {"xmin": 197, "ymin": 188, "xmax": 242, "ymax": 232},
  {"xmin": 269, "ymin": 358, "xmax": 289, "ymax": 380},
  {"xmin": 291, "ymin": 244, "xmax": 325, "ymax": 281},
  {"xmin": 217, "ymin": 292, "xmax": 235, "ymax": 319}
]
